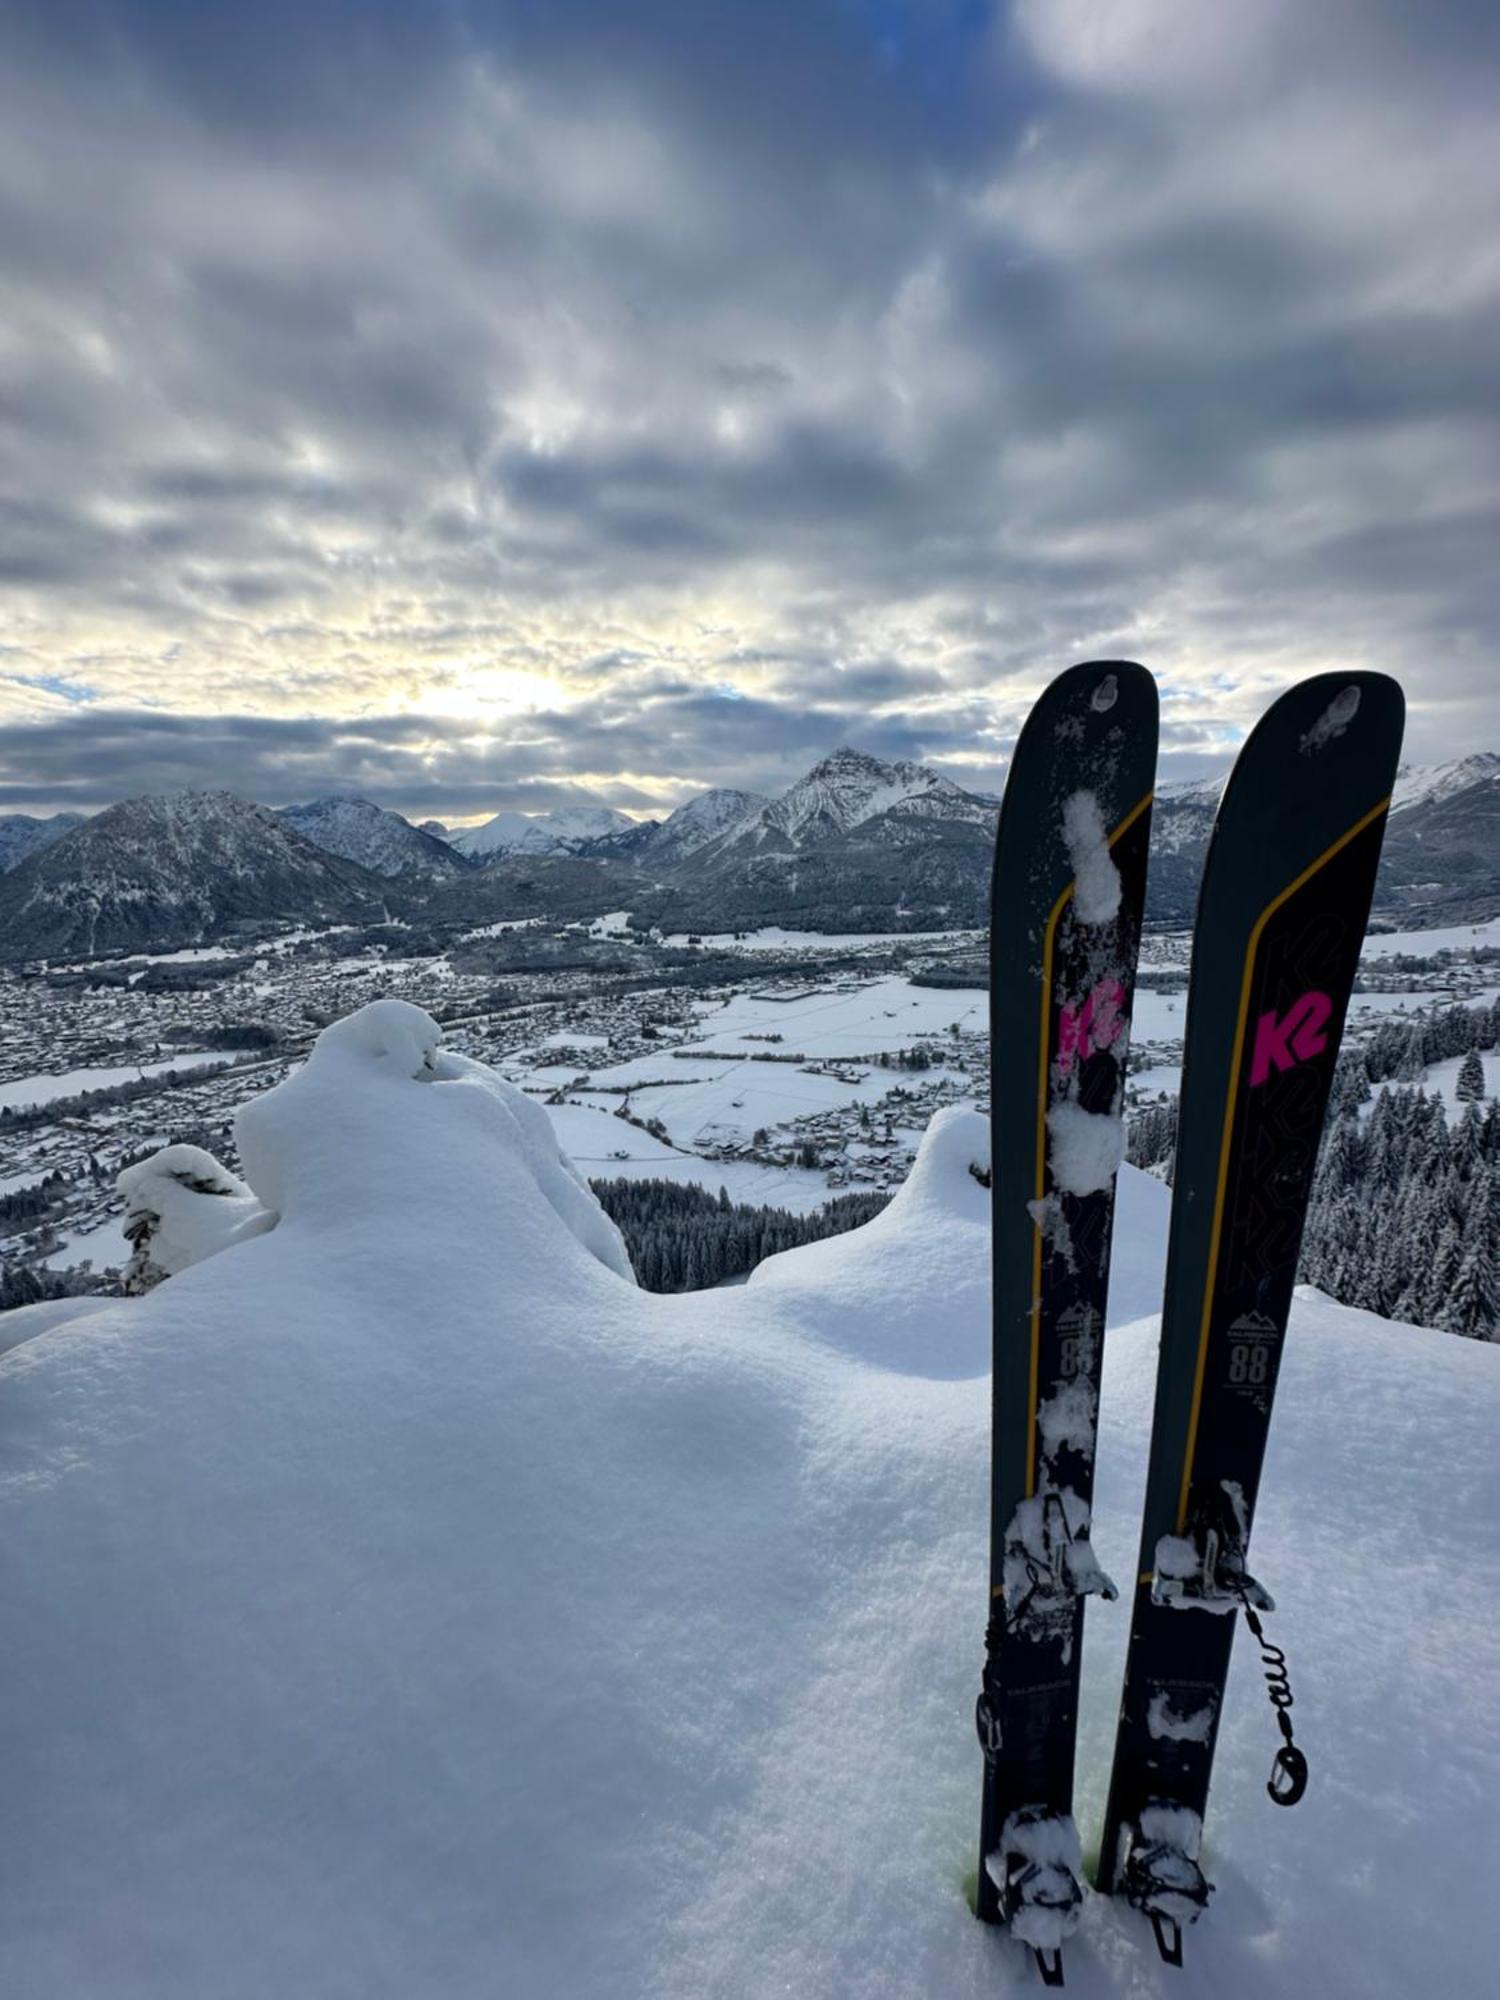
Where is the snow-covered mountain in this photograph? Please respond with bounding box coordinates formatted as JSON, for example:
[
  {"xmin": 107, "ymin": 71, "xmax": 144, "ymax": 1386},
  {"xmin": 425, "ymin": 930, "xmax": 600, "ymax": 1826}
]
[
  {"xmin": 1151, "ymin": 776, "xmax": 1225, "ymax": 851},
  {"xmin": 614, "ymin": 749, "xmax": 1003, "ymax": 931},
  {"xmin": 603, "ymin": 787, "xmax": 771, "ymax": 870},
  {"xmin": 0, "ymin": 790, "xmax": 388, "ymax": 961},
  {"xmin": 1, "ymin": 998, "xmax": 1494, "ymax": 1997},
  {"xmin": 7, "ymin": 737, "xmax": 1497, "ymax": 947},
  {"xmin": 1374, "ymin": 754, "xmax": 1500, "ymax": 924},
  {"xmin": 0, "ymin": 810, "xmax": 86, "ymax": 872},
  {"xmin": 757, "ymin": 746, "xmax": 994, "ymax": 847},
  {"xmin": 1390, "ymin": 752, "xmax": 1500, "ymax": 814},
  {"xmin": 1149, "ymin": 757, "xmax": 1500, "ymax": 926},
  {"xmin": 451, "ymin": 803, "xmax": 635, "ymax": 860},
  {"xmin": 655, "ymin": 785, "xmax": 768, "ymax": 855},
  {"xmin": 279, "ymin": 796, "xmax": 470, "ymax": 878}
]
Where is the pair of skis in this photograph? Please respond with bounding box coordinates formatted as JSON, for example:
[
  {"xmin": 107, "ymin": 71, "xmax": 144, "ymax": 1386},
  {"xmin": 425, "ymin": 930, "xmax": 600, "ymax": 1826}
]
[{"xmin": 976, "ymin": 662, "xmax": 1404, "ymax": 1985}]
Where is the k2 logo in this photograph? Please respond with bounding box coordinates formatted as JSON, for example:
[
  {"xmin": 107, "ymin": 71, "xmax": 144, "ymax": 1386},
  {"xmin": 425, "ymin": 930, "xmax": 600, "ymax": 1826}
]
[
  {"xmin": 1058, "ymin": 979, "xmax": 1126, "ymax": 1077},
  {"xmin": 1249, "ymin": 990, "xmax": 1332, "ymax": 1087}
]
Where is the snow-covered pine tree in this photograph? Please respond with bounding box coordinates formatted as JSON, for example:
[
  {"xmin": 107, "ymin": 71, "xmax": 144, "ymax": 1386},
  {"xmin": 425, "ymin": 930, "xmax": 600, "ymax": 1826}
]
[
  {"xmin": 1443, "ymin": 1185, "xmax": 1498, "ymax": 1338},
  {"xmin": 1422, "ymin": 1221, "xmax": 1465, "ymax": 1327},
  {"xmin": 1394, "ymin": 1019, "xmax": 1429, "ymax": 1082},
  {"xmin": 1456, "ymin": 1049, "xmax": 1487, "ymax": 1103}
]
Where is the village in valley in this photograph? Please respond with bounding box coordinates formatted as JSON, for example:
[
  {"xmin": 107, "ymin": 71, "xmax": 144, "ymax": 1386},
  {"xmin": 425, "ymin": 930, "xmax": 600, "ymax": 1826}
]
[{"xmin": 4, "ymin": 908, "xmax": 1497, "ymax": 1309}]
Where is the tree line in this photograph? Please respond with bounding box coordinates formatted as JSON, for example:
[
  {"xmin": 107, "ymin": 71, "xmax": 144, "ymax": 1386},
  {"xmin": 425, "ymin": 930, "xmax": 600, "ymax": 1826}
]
[
  {"xmin": 590, "ymin": 1177, "xmax": 891, "ymax": 1293},
  {"xmin": 1126, "ymin": 996, "xmax": 1499, "ymax": 1339}
]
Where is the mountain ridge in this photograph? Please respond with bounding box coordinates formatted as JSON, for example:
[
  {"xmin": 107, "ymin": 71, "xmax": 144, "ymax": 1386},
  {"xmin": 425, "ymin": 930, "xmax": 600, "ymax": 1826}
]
[
  {"xmin": 0, "ymin": 790, "xmax": 390, "ymax": 961},
  {"xmin": 279, "ymin": 795, "xmax": 471, "ymax": 879},
  {"xmin": 2, "ymin": 745, "xmax": 1496, "ymax": 956}
]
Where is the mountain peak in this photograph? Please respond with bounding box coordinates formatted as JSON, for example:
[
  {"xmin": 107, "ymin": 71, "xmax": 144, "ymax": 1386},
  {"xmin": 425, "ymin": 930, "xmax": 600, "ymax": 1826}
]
[
  {"xmin": 280, "ymin": 796, "xmax": 469, "ymax": 879},
  {"xmin": 452, "ymin": 803, "xmax": 635, "ymax": 861},
  {"xmin": 763, "ymin": 746, "xmax": 981, "ymax": 845},
  {"xmin": 807, "ymin": 745, "xmax": 888, "ymax": 776},
  {"xmin": 0, "ymin": 788, "xmax": 388, "ymax": 962},
  {"xmin": 1391, "ymin": 752, "xmax": 1500, "ymax": 814}
]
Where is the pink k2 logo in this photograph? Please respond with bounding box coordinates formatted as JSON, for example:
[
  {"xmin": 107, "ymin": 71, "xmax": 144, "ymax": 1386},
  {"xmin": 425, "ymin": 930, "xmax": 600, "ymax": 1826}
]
[
  {"xmin": 1250, "ymin": 990, "xmax": 1332, "ymax": 1087},
  {"xmin": 1058, "ymin": 979, "xmax": 1126, "ymax": 1077}
]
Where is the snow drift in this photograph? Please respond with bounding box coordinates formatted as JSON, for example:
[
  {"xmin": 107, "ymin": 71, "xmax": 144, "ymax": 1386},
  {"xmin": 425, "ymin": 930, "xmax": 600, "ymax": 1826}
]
[{"xmin": 1, "ymin": 1001, "xmax": 1497, "ymax": 1999}]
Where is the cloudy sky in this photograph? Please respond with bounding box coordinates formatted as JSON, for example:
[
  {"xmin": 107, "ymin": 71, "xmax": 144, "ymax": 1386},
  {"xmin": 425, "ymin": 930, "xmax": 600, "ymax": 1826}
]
[{"xmin": 0, "ymin": 0, "xmax": 1495, "ymax": 823}]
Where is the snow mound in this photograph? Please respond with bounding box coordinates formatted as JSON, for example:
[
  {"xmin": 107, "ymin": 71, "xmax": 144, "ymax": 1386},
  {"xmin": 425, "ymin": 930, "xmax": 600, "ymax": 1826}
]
[
  {"xmin": 1, "ymin": 1004, "xmax": 1497, "ymax": 2000},
  {"xmin": 0, "ymin": 1291, "xmax": 126, "ymax": 1356},
  {"xmin": 233, "ymin": 999, "xmax": 634, "ymax": 1283},
  {"xmin": 118, "ymin": 1142, "xmax": 273, "ymax": 1284},
  {"xmin": 745, "ymin": 1104, "xmax": 990, "ymax": 1375}
]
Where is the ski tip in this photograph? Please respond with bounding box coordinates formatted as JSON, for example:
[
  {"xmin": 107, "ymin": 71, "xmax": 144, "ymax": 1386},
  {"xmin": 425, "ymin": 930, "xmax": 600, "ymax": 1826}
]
[
  {"xmin": 994, "ymin": 660, "xmax": 1159, "ymax": 869},
  {"xmin": 1017, "ymin": 659, "xmax": 1158, "ymax": 735},
  {"xmin": 1230, "ymin": 671, "xmax": 1405, "ymax": 789},
  {"xmin": 1056, "ymin": 658, "xmax": 1157, "ymax": 714}
]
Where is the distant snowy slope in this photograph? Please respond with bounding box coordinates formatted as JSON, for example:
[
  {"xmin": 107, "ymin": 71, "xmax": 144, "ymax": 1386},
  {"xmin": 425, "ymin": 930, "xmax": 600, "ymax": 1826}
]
[
  {"xmin": 757, "ymin": 745, "xmax": 994, "ymax": 845},
  {"xmin": 1, "ymin": 1000, "xmax": 1496, "ymax": 1999},
  {"xmin": 0, "ymin": 810, "xmax": 85, "ymax": 871},
  {"xmin": 451, "ymin": 803, "xmax": 634, "ymax": 858},
  {"xmin": 1390, "ymin": 752, "xmax": 1500, "ymax": 813}
]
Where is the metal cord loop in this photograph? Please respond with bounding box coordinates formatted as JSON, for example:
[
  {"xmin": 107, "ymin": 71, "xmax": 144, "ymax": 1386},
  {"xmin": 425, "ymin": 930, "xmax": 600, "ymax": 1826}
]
[{"xmin": 1237, "ymin": 1589, "xmax": 1309, "ymax": 1807}]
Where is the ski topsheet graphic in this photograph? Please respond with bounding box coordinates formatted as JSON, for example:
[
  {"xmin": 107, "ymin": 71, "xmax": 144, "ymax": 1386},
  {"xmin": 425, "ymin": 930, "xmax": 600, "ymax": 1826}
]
[
  {"xmin": 977, "ymin": 661, "xmax": 1157, "ymax": 1983},
  {"xmin": 1096, "ymin": 673, "xmax": 1404, "ymax": 1965}
]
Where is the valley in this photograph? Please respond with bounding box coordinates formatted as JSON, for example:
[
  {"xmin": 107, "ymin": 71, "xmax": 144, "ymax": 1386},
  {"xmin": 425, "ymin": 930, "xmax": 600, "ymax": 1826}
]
[{"xmin": 3, "ymin": 906, "xmax": 1496, "ymax": 1303}]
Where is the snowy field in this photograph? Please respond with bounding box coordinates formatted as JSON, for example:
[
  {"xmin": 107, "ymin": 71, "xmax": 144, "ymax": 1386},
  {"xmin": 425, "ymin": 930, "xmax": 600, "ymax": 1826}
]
[
  {"xmin": 539, "ymin": 1102, "xmax": 832, "ymax": 1211},
  {"xmin": 1140, "ymin": 915, "xmax": 1496, "ymax": 977},
  {"xmin": 1348, "ymin": 986, "xmax": 1499, "ymax": 1020},
  {"xmin": 1359, "ymin": 916, "xmax": 1500, "ymax": 958},
  {"xmin": 1369, "ymin": 1048, "xmax": 1500, "ymax": 1120},
  {"xmin": 515, "ymin": 975, "xmax": 988, "ymax": 1202},
  {"xmin": 1, "ymin": 1001, "xmax": 1495, "ymax": 2000},
  {"xmin": 683, "ymin": 973, "xmax": 984, "ymax": 1050},
  {"xmin": 659, "ymin": 924, "xmax": 980, "ymax": 952},
  {"xmin": 37, "ymin": 1214, "xmax": 121, "ymax": 1272},
  {"xmin": 0, "ymin": 1049, "xmax": 233, "ymax": 1113}
]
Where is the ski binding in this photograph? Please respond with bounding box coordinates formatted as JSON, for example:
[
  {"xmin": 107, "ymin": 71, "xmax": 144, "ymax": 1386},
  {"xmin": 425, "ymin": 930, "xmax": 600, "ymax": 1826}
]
[
  {"xmin": 1005, "ymin": 1489, "xmax": 1119, "ymax": 1639},
  {"xmin": 1151, "ymin": 1482, "xmax": 1273, "ymax": 1614},
  {"xmin": 1116, "ymin": 1802, "xmax": 1213, "ymax": 1968},
  {"xmin": 984, "ymin": 1805, "xmax": 1084, "ymax": 1987}
]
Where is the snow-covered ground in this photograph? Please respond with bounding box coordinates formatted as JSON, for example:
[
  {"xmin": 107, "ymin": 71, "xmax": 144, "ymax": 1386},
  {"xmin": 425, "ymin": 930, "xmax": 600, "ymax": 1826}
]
[
  {"xmin": 1347, "ymin": 987, "xmax": 1499, "ymax": 1020},
  {"xmin": 1369, "ymin": 1048, "xmax": 1500, "ymax": 1121},
  {"xmin": 1, "ymin": 1000, "xmax": 1495, "ymax": 1999},
  {"xmin": 659, "ymin": 925, "xmax": 978, "ymax": 952},
  {"xmin": 37, "ymin": 1213, "xmax": 124, "ymax": 1272},
  {"xmin": 539, "ymin": 1101, "xmax": 833, "ymax": 1211},
  {"xmin": 1142, "ymin": 916, "xmax": 1498, "ymax": 977},
  {"xmin": 684, "ymin": 973, "xmax": 984, "ymax": 1051},
  {"xmin": 0, "ymin": 1049, "xmax": 233, "ymax": 1113},
  {"xmin": 1360, "ymin": 916, "xmax": 1500, "ymax": 958},
  {"xmin": 48, "ymin": 944, "xmax": 243, "ymax": 972},
  {"xmin": 569, "ymin": 1057, "xmax": 968, "ymax": 1157},
  {"xmin": 454, "ymin": 916, "xmax": 545, "ymax": 942}
]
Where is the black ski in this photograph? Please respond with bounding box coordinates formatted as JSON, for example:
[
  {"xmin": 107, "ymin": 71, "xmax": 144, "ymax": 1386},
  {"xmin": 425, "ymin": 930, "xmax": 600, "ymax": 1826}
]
[
  {"xmin": 977, "ymin": 661, "xmax": 1157, "ymax": 1984},
  {"xmin": 1096, "ymin": 672, "xmax": 1404, "ymax": 1965}
]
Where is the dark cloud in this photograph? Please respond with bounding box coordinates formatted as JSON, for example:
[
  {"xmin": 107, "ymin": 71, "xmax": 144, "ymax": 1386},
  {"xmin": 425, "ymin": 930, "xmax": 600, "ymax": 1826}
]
[
  {"xmin": 0, "ymin": 680, "xmax": 1013, "ymax": 821},
  {"xmin": 0, "ymin": 0, "xmax": 1494, "ymax": 806}
]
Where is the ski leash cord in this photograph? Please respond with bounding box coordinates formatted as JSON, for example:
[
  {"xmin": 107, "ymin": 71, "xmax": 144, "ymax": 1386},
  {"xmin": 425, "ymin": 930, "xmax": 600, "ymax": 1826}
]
[{"xmin": 1236, "ymin": 1587, "xmax": 1309, "ymax": 1807}]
